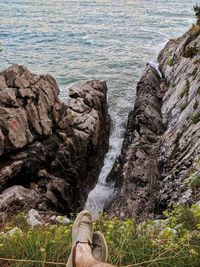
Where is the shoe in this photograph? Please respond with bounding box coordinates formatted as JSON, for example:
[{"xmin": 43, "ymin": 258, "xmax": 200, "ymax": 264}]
[
  {"xmin": 93, "ymin": 231, "xmax": 108, "ymax": 262},
  {"xmin": 66, "ymin": 210, "xmax": 93, "ymax": 267}
]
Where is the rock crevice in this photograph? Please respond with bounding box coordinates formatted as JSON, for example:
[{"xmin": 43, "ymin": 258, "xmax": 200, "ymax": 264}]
[
  {"xmin": 106, "ymin": 65, "xmax": 166, "ymax": 221},
  {"xmin": 106, "ymin": 28, "xmax": 200, "ymax": 220}
]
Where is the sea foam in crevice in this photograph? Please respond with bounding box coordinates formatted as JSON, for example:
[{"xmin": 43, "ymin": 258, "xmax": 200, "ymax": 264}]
[
  {"xmin": 85, "ymin": 61, "xmax": 162, "ymax": 219},
  {"xmin": 148, "ymin": 61, "xmax": 163, "ymax": 79},
  {"xmin": 84, "ymin": 111, "xmax": 125, "ymax": 219}
]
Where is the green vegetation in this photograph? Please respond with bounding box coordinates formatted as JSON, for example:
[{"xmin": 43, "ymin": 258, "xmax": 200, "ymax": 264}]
[
  {"xmin": 189, "ymin": 176, "xmax": 200, "ymax": 190},
  {"xmin": 182, "ymin": 47, "xmax": 199, "ymax": 58},
  {"xmin": 0, "ymin": 206, "xmax": 200, "ymax": 266},
  {"xmin": 184, "ymin": 158, "xmax": 200, "ymax": 199},
  {"xmin": 180, "ymin": 80, "xmax": 190, "ymax": 98},
  {"xmin": 167, "ymin": 57, "xmax": 175, "ymax": 67},
  {"xmin": 171, "ymin": 83, "xmax": 176, "ymax": 88},
  {"xmin": 179, "ymin": 102, "xmax": 188, "ymax": 112},
  {"xmin": 194, "ymin": 4, "xmax": 200, "ymax": 25},
  {"xmin": 190, "ymin": 5, "xmax": 200, "ymax": 34},
  {"xmin": 191, "ymin": 112, "xmax": 200, "ymax": 124}
]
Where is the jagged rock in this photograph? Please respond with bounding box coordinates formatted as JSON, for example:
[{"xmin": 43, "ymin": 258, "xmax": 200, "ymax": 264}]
[
  {"xmin": 106, "ymin": 65, "xmax": 165, "ymax": 221},
  {"xmin": 106, "ymin": 28, "xmax": 200, "ymax": 220},
  {"xmin": 156, "ymin": 28, "xmax": 200, "ymax": 209},
  {"xmin": 0, "ymin": 186, "xmax": 43, "ymax": 213},
  {"xmin": 0, "ymin": 64, "xmax": 110, "ymax": 217}
]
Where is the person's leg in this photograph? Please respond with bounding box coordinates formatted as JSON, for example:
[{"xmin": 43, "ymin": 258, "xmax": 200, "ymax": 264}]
[
  {"xmin": 66, "ymin": 210, "xmax": 115, "ymax": 267},
  {"xmin": 75, "ymin": 243, "xmax": 115, "ymax": 267}
]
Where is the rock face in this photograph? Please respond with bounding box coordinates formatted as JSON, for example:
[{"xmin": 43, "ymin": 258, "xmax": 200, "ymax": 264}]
[
  {"xmin": 156, "ymin": 28, "xmax": 200, "ymax": 209},
  {"xmin": 0, "ymin": 64, "xmax": 110, "ymax": 217},
  {"xmin": 106, "ymin": 27, "xmax": 200, "ymax": 220},
  {"xmin": 106, "ymin": 65, "xmax": 166, "ymax": 221}
]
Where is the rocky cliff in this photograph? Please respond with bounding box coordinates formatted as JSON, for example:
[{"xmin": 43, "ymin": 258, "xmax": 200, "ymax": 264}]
[
  {"xmin": 106, "ymin": 27, "xmax": 200, "ymax": 220},
  {"xmin": 157, "ymin": 27, "xmax": 200, "ymax": 210},
  {"xmin": 0, "ymin": 64, "xmax": 110, "ymax": 219}
]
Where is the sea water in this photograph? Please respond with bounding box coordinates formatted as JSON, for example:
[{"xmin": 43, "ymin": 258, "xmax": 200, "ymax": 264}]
[{"xmin": 0, "ymin": 0, "xmax": 198, "ymax": 217}]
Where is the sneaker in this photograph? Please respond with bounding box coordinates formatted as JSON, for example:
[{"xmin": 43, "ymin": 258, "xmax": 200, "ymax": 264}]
[
  {"xmin": 93, "ymin": 231, "xmax": 108, "ymax": 262},
  {"xmin": 66, "ymin": 210, "xmax": 93, "ymax": 267}
]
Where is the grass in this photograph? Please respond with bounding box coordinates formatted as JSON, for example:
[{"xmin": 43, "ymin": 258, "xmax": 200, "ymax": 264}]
[{"xmin": 0, "ymin": 205, "xmax": 200, "ymax": 266}]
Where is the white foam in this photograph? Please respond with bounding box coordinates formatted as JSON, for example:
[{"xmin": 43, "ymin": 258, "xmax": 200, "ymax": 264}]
[
  {"xmin": 148, "ymin": 61, "xmax": 163, "ymax": 79},
  {"xmin": 84, "ymin": 109, "xmax": 125, "ymax": 219}
]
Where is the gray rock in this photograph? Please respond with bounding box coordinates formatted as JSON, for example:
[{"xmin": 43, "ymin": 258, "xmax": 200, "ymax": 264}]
[
  {"xmin": 8, "ymin": 227, "xmax": 23, "ymax": 236},
  {"xmin": 27, "ymin": 209, "xmax": 43, "ymax": 228},
  {"xmin": 0, "ymin": 65, "xmax": 110, "ymax": 217},
  {"xmin": 156, "ymin": 28, "xmax": 200, "ymax": 209},
  {"xmin": 56, "ymin": 215, "xmax": 71, "ymax": 225},
  {"xmin": 106, "ymin": 28, "xmax": 200, "ymax": 221},
  {"xmin": 0, "ymin": 186, "xmax": 42, "ymax": 213},
  {"xmin": 106, "ymin": 65, "xmax": 165, "ymax": 221}
]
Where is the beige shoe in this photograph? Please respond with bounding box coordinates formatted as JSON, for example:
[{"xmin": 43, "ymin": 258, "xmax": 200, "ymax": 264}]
[
  {"xmin": 93, "ymin": 231, "xmax": 108, "ymax": 262},
  {"xmin": 66, "ymin": 210, "xmax": 93, "ymax": 267}
]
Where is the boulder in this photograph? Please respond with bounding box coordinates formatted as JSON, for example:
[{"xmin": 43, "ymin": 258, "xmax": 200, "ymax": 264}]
[{"xmin": 0, "ymin": 64, "xmax": 110, "ymax": 218}]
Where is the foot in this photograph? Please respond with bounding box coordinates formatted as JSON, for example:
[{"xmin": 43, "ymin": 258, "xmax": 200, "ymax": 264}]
[
  {"xmin": 66, "ymin": 210, "xmax": 93, "ymax": 267},
  {"xmin": 93, "ymin": 231, "xmax": 108, "ymax": 262}
]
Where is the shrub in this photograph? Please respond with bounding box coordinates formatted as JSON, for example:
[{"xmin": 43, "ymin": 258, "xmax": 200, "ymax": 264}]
[
  {"xmin": 180, "ymin": 80, "xmax": 190, "ymax": 98},
  {"xmin": 180, "ymin": 102, "xmax": 188, "ymax": 112},
  {"xmin": 168, "ymin": 57, "xmax": 175, "ymax": 67},
  {"xmin": 191, "ymin": 112, "xmax": 200, "ymax": 124},
  {"xmin": 194, "ymin": 4, "xmax": 200, "ymax": 25},
  {"xmin": 189, "ymin": 176, "xmax": 200, "ymax": 189},
  {"xmin": 182, "ymin": 47, "xmax": 199, "ymax": 58}
]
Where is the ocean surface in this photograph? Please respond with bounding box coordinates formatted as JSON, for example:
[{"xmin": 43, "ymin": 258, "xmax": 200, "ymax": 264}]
[{"xmin": 0, "ymin": 0, "xmax": 199, "ymax": 217}]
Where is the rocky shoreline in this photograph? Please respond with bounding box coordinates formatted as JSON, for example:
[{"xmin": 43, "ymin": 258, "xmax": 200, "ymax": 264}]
[
  {"xmin": 106, "ymin": 27, "xmax": 200, "ymax": 220},
  {"xmin": 0, "ymin": 65, "xmax": 110, "ymax": 221},
  {"xmin": 0, "ymin": 27, "xmax": 199, "ymax": 222}
]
